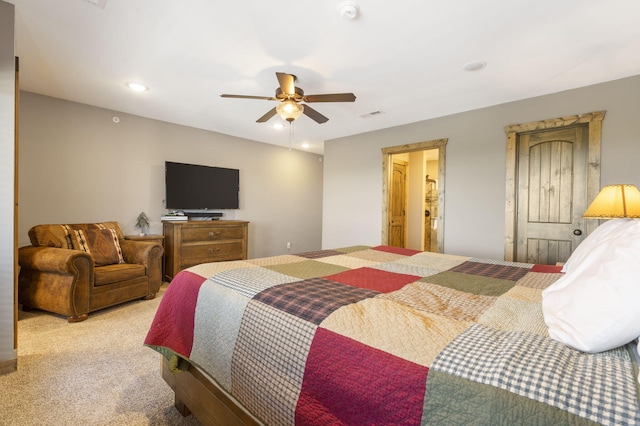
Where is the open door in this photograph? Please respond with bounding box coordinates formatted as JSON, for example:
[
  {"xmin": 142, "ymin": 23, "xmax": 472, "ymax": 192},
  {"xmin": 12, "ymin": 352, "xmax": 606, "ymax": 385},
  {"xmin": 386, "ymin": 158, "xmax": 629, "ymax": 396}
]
[
  {"xmin": 382, "ymin": 139, "xmax": 447, "ymax": 252},
  {"xmin": 388, "ymin": 160, "xmax": 407, "ymax": 247}
]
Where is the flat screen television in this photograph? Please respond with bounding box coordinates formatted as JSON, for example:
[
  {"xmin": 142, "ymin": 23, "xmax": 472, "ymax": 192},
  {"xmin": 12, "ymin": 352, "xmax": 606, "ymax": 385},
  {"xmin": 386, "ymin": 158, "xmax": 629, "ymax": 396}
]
[{"xmin": 165, "ymin": 161, "xmax": 239, "ymax": 210}]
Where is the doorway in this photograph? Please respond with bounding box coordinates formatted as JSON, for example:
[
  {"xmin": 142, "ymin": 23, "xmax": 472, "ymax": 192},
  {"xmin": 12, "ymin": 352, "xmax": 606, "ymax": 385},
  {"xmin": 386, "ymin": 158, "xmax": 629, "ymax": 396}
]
[
  {"xmin": 382, "ymin": 139, "xmax": 447, "ymax": 252},
  {"xmin": 504, "ymin": 112, "xmax": 604, "ymax": 263}
]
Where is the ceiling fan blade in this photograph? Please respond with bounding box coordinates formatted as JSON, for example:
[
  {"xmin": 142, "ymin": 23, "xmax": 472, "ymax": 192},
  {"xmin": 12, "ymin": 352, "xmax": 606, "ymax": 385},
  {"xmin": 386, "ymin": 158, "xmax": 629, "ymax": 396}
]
[
  {"xmin": 276, "ymin": 72, "xmax": 296, "ymax": 96},
  {"xmin": 221, "ymin": 94, "xmax": 277, "ymax": 101},
  {"xmin": 256, "ymin": 107, "xmax": 277, "ymax": 123},
  {"xmin": 303, "ymin": 93, "xmax": 356, "ymax": 103},
  {"xmin": 302, "ymin": 104, "xmax": 329, "ymax": 124}
]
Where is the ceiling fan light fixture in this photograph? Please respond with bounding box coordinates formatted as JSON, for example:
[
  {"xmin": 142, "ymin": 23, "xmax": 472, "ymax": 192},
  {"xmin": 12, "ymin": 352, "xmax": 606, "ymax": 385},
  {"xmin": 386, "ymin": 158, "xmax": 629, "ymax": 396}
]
[{"xmin": 276, "ymin": 100, "xmax": 304, "ymax": 122}]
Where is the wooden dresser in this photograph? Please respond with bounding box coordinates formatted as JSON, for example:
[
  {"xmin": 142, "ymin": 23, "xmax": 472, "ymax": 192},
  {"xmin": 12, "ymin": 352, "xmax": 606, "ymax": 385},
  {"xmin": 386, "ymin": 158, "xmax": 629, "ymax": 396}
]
[{"xmin": 163, "ymin": 220, "xmax": 249, "ymax": 280}]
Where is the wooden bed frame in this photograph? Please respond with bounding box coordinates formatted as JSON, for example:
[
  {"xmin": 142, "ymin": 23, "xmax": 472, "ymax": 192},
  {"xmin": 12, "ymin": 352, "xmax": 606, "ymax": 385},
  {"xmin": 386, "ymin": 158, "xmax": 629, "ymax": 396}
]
[{"xmin": 161, "ymin": 357, "xmax": 264, "ymax": 426}]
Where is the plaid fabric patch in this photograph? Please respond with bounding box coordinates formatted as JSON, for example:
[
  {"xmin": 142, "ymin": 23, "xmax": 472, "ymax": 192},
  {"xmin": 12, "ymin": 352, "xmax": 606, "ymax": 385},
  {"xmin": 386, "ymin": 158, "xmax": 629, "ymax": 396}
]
[
  {"xmin": 296, "ymin": 249, "xmax": 346, "ymax": 259},
  {"xmin": 210, "ymin": 267, "xmax": 299, "ymax": 298},
  {"xmin": 255, "ymin": 278, "xmax": 379, "ymax": 325},
  {"xmin": 450, "ymin": 261, "xmax": 530, "ymax": 281},
  {"xmin": 432, "ymin": 324, "xmax": 640, "ymax": 426},
  {"xmin": 468, "ymin": 257, "xmax": 533, "ymax": 269},
  {"xmin": 232, "ymin": 300, "xmax": 316, "ymax": 426},
  {"xmin": 516, "ymin": 271, "xmax": 563, "ymax": 290}
]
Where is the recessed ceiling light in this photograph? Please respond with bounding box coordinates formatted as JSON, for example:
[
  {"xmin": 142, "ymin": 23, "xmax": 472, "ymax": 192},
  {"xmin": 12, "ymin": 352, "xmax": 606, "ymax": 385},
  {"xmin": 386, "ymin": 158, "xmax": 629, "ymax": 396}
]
[
  {"xmin": 301, "ymin": 142, "xmax": 310, "ymax": 149},
  {"xmin": 272, "ymin": 123, "xmax": 284, "ymax": 130},
  {"xmin": 463, "ymin": 61, "xmax": 486, "ymax": 72},
  {"xmin": 126, "ymin": 82, "xmax": 148, "ymax": 92}
]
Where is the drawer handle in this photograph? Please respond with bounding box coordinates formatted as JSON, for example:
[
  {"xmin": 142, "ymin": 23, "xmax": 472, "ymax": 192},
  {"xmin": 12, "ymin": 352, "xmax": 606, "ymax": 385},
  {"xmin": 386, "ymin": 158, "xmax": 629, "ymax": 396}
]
[
  {"xmin": 207, "ymin": 248, "xmax": 221, "ymax": 253},
  {"xmin": 208, "ymin": 231, "xmax": 222, "ymax": 238}
]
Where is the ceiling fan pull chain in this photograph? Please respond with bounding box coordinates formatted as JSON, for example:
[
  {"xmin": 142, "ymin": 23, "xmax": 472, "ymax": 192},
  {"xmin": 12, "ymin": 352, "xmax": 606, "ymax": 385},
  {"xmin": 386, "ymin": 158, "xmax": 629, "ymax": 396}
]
[{"xmin": 289, "ymin": 121, "xmax": 294, "ymax": 151}]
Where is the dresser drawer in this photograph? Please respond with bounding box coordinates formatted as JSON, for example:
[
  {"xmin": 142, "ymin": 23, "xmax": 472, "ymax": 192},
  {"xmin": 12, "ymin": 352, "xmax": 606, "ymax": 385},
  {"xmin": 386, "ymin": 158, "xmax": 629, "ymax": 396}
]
[
  {"xmin": 181, "ymin": 226, "xmax": 244, "ymax": 243},
  {"xmin": 180, "ymin": 241, "xmax": 244, "ymax": 265}
]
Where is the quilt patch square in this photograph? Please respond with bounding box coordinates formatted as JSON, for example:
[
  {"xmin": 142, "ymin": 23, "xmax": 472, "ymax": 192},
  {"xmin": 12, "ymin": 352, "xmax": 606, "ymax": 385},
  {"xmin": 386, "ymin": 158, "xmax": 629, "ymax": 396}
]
[
  {"xmin": 144, "ymin": 270, "xmax": 204, "ymax": 358},
  {"xmin": 265, "ymin": 259, "xmax": 349, "ymax": 280},
  {"xmin": 346, "ymin": 248, "xmax": 408, "ymax": 263},
  {"xmin": 325, "ymin": 267, "xmax": 420, "ymax": 293},
  {"xmin": 422, "ymin": 271, "xmax": 517, "ymax": 297},
  {"xmin": 246, "ymin": 254, "xmax": 304, "ymax": 267},
  {"xmin": 372, "ymin": 245, "xmax": 422, "ymax": 256},
  {"xmin": 431, "ymin": 324, "xmax": 640, "ymax": 426},
  {"xmin": 254, "ymin": 278, "xmax": 378, "ymax": 325},
  {"xmin": 296, "ymin": 328, "xmax": 428, "ymax": 426},
  {"xmin": 210, "ymin": 266, "xmax": 299, "ymax": 298},
  {"xmin": 296, "ymin": 249, "xmax": 346, "ymax": 259},
  {"xmin": 380, "ymin": 281, "xmax": 495, "ymax": 322},
  {"xmin": 450, "ymin": 261, "xmax": 530, "ymax": 281},
  {"xmin": 232, "ymin": 301, "xmax": 317, "ymax": 426}
]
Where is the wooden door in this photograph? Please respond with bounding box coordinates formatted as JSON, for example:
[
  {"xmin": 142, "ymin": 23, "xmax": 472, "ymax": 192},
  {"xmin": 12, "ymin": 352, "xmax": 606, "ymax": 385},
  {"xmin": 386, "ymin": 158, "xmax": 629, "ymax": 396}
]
[
  {"xmin": 388, "ymin": 160, "xmax": 407, "ymax": 247},
  {"xmin": 515, "ymin": 126, "xmax": 588, "ymax": 264}
]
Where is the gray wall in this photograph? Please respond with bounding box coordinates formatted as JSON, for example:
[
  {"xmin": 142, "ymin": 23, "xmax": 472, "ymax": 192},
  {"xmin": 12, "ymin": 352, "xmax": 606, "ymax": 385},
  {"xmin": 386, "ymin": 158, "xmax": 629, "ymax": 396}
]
[
  {"xmin": 0, "ymin": 0, "xmax": 15, "ymax": 369},
  {"xmin": 18, "ymin": 92, "xmax": 324, "ymax": 258},
  {"xmin": 322, "ymin": 75, "xmax": 640, "ymax": 259}
]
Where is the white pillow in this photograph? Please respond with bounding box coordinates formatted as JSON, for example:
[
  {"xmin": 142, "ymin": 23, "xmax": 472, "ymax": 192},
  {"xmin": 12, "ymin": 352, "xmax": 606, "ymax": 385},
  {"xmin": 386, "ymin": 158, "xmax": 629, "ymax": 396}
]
[
  {"xmin": 542, "ymin": 219, "xmax": 640, "ymax": 353},
  {"xmin": 561, "ymin": 218, "xmax": 632, "ymax": 273}
]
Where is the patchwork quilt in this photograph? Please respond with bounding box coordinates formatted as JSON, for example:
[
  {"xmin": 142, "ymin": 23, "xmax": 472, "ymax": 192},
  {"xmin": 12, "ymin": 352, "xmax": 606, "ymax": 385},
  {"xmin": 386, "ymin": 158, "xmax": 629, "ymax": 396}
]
[{"xmin": 144, "ymin": 245, "xmax": 640, "ymax": 425}]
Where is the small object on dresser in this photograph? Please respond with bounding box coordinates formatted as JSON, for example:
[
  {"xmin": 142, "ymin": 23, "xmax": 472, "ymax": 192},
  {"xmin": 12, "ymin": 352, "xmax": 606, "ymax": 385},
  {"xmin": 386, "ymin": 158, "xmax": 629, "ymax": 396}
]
[
  {"xmin": 161, "ymin": 215, "xmax": 188, "ymax": 221},
  {"xmin": 135, "ymin": 211, "xmax": 151, "ymax": 235}
]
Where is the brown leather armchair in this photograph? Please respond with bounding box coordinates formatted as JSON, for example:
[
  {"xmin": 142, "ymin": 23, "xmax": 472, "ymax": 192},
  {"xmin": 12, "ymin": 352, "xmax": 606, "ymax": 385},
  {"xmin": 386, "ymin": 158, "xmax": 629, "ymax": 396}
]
[{"xmin": 18, "ymin": 221, "xmax": 163, "ymax": 322}]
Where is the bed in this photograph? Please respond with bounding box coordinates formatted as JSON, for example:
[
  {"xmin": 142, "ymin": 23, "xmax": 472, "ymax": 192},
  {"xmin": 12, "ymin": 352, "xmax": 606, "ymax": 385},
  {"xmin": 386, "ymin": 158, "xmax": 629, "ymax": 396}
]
[{"xmin": 145, "ymin": 228, "xmax": 640, "ymax": 425}]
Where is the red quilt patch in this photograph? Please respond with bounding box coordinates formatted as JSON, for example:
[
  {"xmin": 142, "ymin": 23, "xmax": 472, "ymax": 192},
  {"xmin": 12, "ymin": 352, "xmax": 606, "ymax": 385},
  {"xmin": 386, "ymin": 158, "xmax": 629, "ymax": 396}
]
[
  {"xmin": 144, "ymin": 271, "xmax": 205, "ymax": 357},
  {"xmin": 530, "ymin": 264, "xmax": 564, "ymax": 273},
  {"xmin": 325, "ymin": 267, "xmax": 420, "ymax": 293},
  {"xmin": 296, "ymin": 328, "xmax": 428, "ymax": 425}
]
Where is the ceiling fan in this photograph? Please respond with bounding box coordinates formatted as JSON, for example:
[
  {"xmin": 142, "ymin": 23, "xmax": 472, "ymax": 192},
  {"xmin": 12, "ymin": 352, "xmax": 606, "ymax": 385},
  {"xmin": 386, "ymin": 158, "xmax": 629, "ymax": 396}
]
[{"xmin": 220, "ymin": 72, "xmax": 356, "ymax": 124}]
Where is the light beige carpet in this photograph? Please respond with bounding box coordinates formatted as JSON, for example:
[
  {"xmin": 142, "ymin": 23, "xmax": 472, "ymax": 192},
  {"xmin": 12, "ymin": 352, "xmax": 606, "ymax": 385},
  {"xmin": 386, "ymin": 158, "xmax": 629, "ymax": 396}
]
[{"xmin": 0, "ymin": 284, "xmax": 201, "ymax": 426}]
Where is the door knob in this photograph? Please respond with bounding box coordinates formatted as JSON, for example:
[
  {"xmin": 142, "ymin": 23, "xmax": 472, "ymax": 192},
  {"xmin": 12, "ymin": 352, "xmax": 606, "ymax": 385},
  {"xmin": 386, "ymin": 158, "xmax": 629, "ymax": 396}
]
[{"xmin": 573, "ymin": 229, "xmax": 582, "ymax": 236}]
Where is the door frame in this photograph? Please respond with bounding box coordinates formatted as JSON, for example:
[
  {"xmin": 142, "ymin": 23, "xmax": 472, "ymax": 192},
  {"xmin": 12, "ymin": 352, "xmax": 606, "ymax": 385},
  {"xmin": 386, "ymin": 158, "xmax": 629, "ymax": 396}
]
[
  {"xmin": 504, "ymin": 111, "xmax": 604, "ymax": 261},
  {"xmin": 382, "ymin": 138, "xmax": 448, "ymax": 252}
]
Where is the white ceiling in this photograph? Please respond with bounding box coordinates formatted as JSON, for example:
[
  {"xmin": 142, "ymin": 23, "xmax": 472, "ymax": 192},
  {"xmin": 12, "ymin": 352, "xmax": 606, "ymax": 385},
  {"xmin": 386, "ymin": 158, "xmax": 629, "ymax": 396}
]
[{"xmin": 10, "ymin": 0, "xmax": 640, "ymax": 154}]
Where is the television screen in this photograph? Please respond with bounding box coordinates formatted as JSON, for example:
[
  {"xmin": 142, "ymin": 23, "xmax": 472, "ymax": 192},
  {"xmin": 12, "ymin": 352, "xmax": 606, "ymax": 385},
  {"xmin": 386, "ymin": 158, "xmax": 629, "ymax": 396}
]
[{"xmin": 165, "ymin": 161, "xmax": 239, "ymax": 210}]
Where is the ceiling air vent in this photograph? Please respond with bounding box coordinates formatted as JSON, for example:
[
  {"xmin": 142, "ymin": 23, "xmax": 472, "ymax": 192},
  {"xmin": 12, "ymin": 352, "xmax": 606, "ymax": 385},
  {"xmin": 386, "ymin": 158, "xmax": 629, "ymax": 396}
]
[
  {"xmin": 84, "ymin": 0, "xmax": 107, "ymax": 9},
  {"xmin": 358, "ymin": 110, "xmax": 384, "ymax": 118}
]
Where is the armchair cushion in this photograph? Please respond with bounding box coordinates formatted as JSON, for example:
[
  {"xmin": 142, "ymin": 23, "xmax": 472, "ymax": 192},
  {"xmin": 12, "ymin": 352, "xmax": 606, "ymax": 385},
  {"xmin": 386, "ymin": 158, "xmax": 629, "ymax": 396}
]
[
  {"xmin": 94, "ymin": 263, "xmax": 146, "ymax": 286},
  {"xmin": 70, "ymin": 228, "xmax": 125, "ymax": 266}
]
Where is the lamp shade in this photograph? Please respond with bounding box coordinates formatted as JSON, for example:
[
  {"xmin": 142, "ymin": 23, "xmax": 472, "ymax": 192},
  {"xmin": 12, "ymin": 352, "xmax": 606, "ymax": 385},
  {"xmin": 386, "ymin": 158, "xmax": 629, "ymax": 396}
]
[
  {"xmin": 583, "ymin": 184, "xmax": 640, "ymax": 218},
  {"xmin": 276, "ymin": 100, "xmax": 304, "ymax": 122}
]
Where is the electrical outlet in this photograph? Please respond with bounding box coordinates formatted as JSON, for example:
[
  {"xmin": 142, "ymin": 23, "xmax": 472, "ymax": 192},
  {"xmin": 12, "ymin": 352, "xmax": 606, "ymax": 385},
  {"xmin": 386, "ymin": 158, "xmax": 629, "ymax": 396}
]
[{"xmin": 286, "ymin": 242, "xmax": 291, "ymax": 250}]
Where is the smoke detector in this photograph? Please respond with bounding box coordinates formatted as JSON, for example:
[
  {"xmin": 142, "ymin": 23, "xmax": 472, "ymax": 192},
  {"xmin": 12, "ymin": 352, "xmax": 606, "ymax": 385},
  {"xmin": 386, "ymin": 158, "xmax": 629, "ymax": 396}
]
[{"xmin": 338, "ymin": 1, "xmax": 359, "ymax": 20}]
